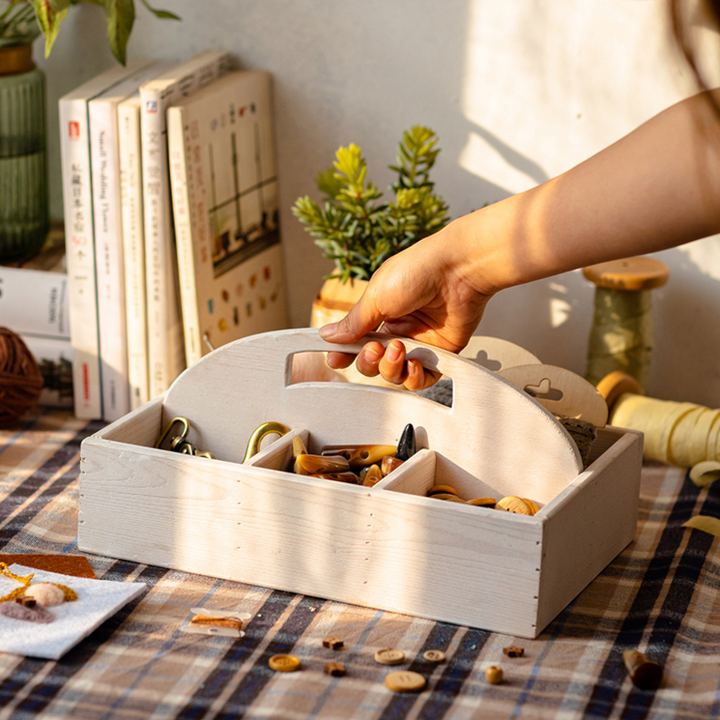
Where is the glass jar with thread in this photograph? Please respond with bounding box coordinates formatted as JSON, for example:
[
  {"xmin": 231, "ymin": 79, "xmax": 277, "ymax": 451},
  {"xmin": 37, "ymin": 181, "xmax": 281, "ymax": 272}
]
[{"xmin": 0, "ymin": 25, "xmax": 48, "ymax": 262}]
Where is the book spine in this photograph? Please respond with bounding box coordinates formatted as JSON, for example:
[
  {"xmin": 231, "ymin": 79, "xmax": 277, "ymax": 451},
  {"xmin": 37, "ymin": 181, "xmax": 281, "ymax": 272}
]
[
  {"xmin": 0, "ymin": 266, "xmax": 70, "ymax": 340},
  {"xmin": 89, "ymin": 100, "xmax": 130, "ymax": 422},
  {"xmin": 140, "ymin": 89, "xmax": 183, "ymax": 397},
  {"xmin": 58, "ymin": 99, "xmax": 102, "ymax": 419},
  {"xmin": 167, "ymin": 107, "xmax": 202, "ymax": 365},
  {"xmin": 140, "ymin": 54, "xmax": 231, "ymax": 397},
  {"xmin": 118, "ymin": 101, "xmax": 149, "ymax": 411}
]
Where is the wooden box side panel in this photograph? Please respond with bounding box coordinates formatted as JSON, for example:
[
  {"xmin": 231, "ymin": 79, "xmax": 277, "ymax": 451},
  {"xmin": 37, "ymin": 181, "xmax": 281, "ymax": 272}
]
[
  {"xmin": 535, "ymin": 429, "xmax": 643, "ymax": 631},
  {"xmin": 92, "ymin": 395, "xmax": 164, "ymax": 447},
  {"xmin": 79, "ymin": 437, "xmax": 543, "ymax": 636}
]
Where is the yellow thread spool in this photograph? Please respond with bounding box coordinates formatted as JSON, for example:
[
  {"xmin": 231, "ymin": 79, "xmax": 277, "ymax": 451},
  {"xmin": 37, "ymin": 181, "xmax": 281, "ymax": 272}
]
[
  {"xmin": 584, "ymin": 257, "xmax": 669, "ymax": 393},
  {"xmin": 599, "ymin": 372, "xmax": 720, "ymax": 467}
]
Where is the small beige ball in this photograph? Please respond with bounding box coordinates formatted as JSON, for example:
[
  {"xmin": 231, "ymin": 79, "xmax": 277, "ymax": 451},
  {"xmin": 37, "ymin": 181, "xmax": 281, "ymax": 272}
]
[{"xmin": 24, "ymin": 583, "xmax": 65, "ymax": 607}]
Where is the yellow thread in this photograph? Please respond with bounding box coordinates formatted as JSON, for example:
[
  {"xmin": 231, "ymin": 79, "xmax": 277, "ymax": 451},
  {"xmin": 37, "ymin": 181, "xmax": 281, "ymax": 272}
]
[
  {"xmin": 54, "ymin": 584, "xmax": 78, "ymax": 602},
  {"xmin": 610, "ymin": 394, "xmax": 720, "ymax": 467},
  {"xmin": 0, "ymin": 563, "xmax": 33, "ymax": 604}
]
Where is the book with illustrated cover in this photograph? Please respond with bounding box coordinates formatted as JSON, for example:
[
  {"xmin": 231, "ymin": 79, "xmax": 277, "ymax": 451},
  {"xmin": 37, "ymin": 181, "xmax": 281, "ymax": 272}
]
[
  {"xmin": 139, "ymin": 50, "xmax": 235, "ymax": 398},
  {"xmin": 59, "ymin": 59, "xmax": 155, "ymax": 419},
  {"xmin": 167, "ymin": 71, "xmax": 288, "ymax": 365}
]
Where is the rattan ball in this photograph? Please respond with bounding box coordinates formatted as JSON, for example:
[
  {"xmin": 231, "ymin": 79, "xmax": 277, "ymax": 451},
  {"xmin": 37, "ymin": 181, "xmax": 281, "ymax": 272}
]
[{"xmin": 0, "ymin": 328, "xmax": 43, "ymax": 426}]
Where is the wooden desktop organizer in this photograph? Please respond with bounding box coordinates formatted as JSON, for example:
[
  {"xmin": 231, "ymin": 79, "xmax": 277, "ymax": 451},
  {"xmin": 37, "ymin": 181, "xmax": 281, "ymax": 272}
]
[{"xmin": 78, "ymin": 328, "xmax": 642, "ymax": 638}]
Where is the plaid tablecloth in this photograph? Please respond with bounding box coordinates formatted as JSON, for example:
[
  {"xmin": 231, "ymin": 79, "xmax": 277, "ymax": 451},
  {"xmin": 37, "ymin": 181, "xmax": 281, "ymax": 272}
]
[{"xmin": 0, "ymin": 408, "xmax": 718, "ymax": 719}]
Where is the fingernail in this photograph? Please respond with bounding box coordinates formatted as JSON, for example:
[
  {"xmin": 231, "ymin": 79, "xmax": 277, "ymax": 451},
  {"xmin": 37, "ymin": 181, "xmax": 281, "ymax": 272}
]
[
  {"xmin": 319, "ymin": 323, "xmax": 338, "ymax": 339},
  {"xmin": 365, "ymin": 345, "xmax": 382, "ymax": 360},
  {"xmin": 387, "ymin": 341, "xmax": 402, "ymax": 362}
]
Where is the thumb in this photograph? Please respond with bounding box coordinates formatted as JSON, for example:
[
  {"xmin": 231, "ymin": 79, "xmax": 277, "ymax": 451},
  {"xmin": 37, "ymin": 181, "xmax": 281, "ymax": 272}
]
[{"xmin": 319, "ymin": 287, "xmax": 383, "ymax": 344}]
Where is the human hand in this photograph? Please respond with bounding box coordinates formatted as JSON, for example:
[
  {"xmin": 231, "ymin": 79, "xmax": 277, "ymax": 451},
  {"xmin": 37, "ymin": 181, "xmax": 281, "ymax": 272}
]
[{"xmin": 318, "ymin": 219, "xmax": 495, "ymax": 390}]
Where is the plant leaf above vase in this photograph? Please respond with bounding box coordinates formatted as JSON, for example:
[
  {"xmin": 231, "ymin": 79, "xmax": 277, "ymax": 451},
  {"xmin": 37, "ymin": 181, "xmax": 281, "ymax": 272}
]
[
  {"xmin": 0, "ymin": 0, "xmax": 180, "ymax": 65},
  {"xmin": 293, "ymin": 125, "xmax": 450, "ymax": 285}
]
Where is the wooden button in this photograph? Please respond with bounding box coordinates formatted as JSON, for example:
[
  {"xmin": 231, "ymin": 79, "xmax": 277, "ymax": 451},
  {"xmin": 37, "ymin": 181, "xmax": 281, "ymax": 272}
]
[
  {"xmin": 503, "ymin": 645, "xmax": 524, "ymax": 658},
  {"xmin": 322, "ymin": 636, "xmax": 344, "ymax": 650},
  {"xmin": 430, "ymin": 493, "xmax": 465, "ymax": 503},
  {"xmin": 423, "ymin": 649, "xmax": 446, "ymax": 664},
  {"xmin": 466, "ymin": 498, "xmax": 496, "ymax": 508},
  {"xmin": 385, "ymin": 670, "xmax": 426, "ymax": 692},
  {"xmin": 324, "ymin": 661, "xmax": 346, "ymax": 677},
  {"xmin": 485, "ymin": 665, "xmax": 503, "ymax": 684},
  {"xmin": 521, "ymin": 498, "xmax": 539, "ymax": 515},
  {"xmin": 497, "ymin": 496, "xmax": 532, "ymax": 514},
  {"xmin": 268, "ymin": 654, "xmax": 302, "ymax": 672},
  {"xmin": 374, "ymin": 648, "xmax": 405, "ymax": 665},
  {"xmin": 427, "ymin": 484, "xmax": 458, "ymax": 496}
]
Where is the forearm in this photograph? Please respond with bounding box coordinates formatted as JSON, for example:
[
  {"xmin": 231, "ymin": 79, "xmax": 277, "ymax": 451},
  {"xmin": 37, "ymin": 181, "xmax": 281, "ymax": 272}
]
[{"xmin": 452, "ymin": 89, "xmax": 720, "ymax": 294}]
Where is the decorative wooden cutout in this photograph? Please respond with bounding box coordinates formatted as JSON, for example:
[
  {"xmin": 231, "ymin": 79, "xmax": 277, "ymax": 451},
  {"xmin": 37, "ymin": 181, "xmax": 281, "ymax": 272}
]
[
  {"xmin": 461, "ymin": 336, "xmax": 542, "ymax": 372},
  {"xmin": 499, "ymin": 364, "xmax": 608, "ymax": 427}
]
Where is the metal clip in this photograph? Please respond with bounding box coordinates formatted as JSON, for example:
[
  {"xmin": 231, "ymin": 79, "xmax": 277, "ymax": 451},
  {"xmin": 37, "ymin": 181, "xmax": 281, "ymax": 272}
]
[
  {"xmin": 156, "ymin": 416, "xmax": 214, "ymax": 459},
  {"xmin": 243, "ymin": 421, "xmax": 290, "ymax": 462},
  {"xmin": 155, "ymin": 417, "xmax": 190, "ymax": 450}
]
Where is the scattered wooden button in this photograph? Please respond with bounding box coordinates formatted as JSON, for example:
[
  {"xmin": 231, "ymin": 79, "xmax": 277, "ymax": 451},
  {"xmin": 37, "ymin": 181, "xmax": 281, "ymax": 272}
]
[
  {"xmin": 374, "ymin": 648, "xmax": 405, "ymax": 665},
  {"xmin": 324, "ymin": 661, "xmax": 346, "ymax": 677},
  {"xmin": 385, "ymin": 670, "xmax": 426, "ymax": 692},
  {"xmin": 485, "ymin": 665, "xmax": 503, "ymax": 684},
  {"xmin": 190, "ymin": 614, "xmax": 243, "ymax": 631},
  {"xmin": 623, "ymin": 650, "xmax": 663, "ymax": 690},
  {"xmin": 322, "ymin": 636, "xmax": 344, "ymax": 650},
  {"xmin": 422, "ymin": 649, "xmax": 446, "ymax": 664},
  {"xmin": 503, "ymin": 645, "xmax": 524, "ymax": 658},
  {"xmin": 268, "ymin": 654, "xmax": 302, "ymax": 672}
]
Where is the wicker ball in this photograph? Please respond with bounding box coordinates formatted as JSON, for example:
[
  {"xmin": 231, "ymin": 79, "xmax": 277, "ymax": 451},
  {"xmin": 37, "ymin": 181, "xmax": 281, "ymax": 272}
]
[{"xmin": 0, "ymin": 328, "xmax": 43, "ymax": 426}]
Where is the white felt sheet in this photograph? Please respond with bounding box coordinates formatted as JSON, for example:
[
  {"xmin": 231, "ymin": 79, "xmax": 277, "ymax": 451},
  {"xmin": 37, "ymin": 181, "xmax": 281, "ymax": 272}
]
[{"xmin": 0, "ymin": 564, "xmax": 146, "ymax": 660}]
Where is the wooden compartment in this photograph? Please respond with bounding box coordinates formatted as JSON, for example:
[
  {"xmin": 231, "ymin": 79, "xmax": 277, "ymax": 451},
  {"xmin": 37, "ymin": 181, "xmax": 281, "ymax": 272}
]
[{"xmin": 78, "ymin": 329, "xmax": 642, "ymax": 638}]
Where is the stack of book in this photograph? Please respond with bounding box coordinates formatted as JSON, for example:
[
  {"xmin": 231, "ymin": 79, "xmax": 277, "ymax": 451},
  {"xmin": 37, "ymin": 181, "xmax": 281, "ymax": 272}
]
[
  {"xmin": 0, "ymin": 227, "xmax": 73, "ymax": 408},
  {"xmin": 58, "ymin": 51, "xmax": 288, "ymax": 421}
]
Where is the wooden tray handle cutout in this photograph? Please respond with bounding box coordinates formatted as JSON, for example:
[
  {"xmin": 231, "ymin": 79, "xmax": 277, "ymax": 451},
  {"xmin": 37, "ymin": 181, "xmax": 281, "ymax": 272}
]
[{"xmin": 499, "ymin": 364, "xmax": 608, "ymax": 427}]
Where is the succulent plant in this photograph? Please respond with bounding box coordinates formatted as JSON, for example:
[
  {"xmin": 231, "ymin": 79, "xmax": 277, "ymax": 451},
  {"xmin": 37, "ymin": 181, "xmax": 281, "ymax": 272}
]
[{"xmin": 293, "ymin": 125, "xmax": 450, "ymax": 283}]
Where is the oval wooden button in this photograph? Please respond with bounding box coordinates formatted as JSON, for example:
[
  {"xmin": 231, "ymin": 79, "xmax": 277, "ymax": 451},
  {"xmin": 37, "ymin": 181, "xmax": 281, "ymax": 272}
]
[
  {"xmin": 423, "ymin": 649, "xmax": 446, "ymax": 664},
  {"xmin": 385, "ymin": 670, "xmax": 426, "ymax": 692},
  {"xmin": 522, "ymin": 498, "xmax": 540, "ymax": 515},
  {"xmin": 497, "ymin": 496, "xmax": 532, "ymax": 514},
  {"xmin": 465, "ymin": 498, "xmax": 496, "ymax": 507},
  {"xmin": 374, "ymin": 648, "xmax": 405, "ymax": 665},
  {"xmin": 268, "ymin": 654, "xmax": 302, "ymax": 672},
  {"xmin": 427, "ymin": 484, "xmax": 459, "ymax": 496},
  {"xmin": 431, "ymin": 493, "xmax": 465, "ymax": 503}
]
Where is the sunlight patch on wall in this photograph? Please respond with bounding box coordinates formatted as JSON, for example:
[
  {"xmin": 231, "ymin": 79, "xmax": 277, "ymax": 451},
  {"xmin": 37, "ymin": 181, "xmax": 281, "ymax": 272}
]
[
  {"xmin": 458, "ymin": 132, "xmax": 537, "ymax": 194},
  {"xmin": 550, "ymin": 298, "xmax": 571, "ymax": 328},
  {"xmin": 676, "ymin": 237, "xmax": 720, "ymax": 281}
]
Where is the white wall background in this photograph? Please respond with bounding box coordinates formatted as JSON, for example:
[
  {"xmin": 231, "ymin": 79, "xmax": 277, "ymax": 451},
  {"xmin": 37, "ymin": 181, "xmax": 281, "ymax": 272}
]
[{"xmin": 35, "ymin": 0, "xmax": 720, "ymax": 406}]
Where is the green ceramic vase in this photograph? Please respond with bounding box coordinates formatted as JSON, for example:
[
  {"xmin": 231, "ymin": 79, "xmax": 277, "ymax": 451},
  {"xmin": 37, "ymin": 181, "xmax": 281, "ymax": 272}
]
[{"xmin": 0, "ymin": 37, "xmax": 48, "ymax": 262}]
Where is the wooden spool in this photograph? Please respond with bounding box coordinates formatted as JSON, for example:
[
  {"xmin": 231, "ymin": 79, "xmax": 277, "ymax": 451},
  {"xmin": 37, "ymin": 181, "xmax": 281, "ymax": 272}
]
[{"xmin": 583, "ymin": 256, "xmax": 669, "ymax": 393}]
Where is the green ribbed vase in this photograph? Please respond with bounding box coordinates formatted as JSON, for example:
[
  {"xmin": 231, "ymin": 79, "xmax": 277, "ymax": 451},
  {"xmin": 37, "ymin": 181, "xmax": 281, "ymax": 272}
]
[{"xmin": 0, "ymin": 41, "xmax": 48, "ymax": 262}]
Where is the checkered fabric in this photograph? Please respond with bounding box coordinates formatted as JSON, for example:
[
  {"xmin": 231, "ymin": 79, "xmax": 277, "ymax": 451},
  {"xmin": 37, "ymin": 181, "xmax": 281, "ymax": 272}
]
[{"xmin": 0, "ymin": 408, "xmax": 718, "ymax": 719}]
